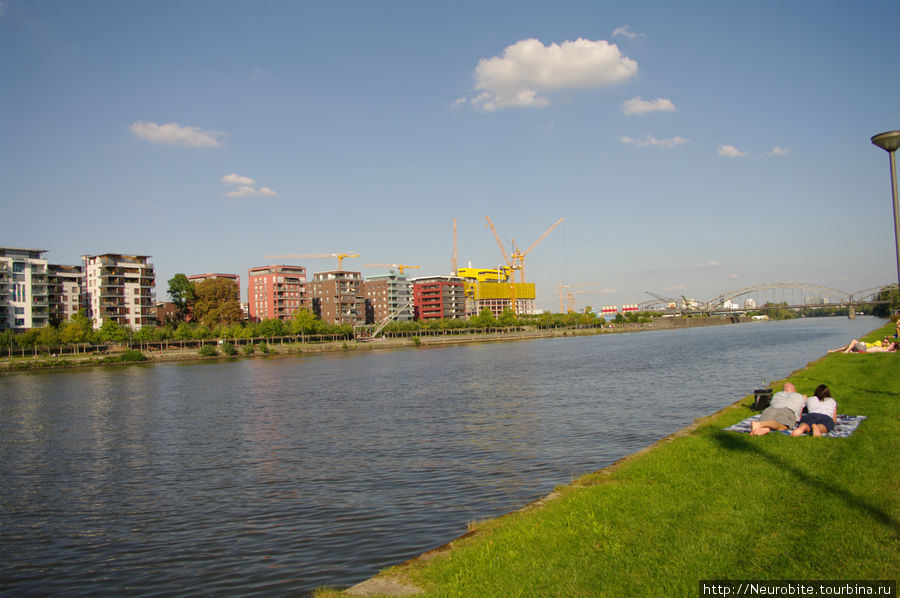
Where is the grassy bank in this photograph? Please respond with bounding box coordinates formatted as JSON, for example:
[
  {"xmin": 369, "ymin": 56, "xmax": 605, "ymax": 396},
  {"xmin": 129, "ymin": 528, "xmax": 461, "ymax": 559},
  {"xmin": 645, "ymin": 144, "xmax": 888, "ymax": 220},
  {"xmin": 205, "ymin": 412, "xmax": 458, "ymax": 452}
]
[{"xmin": 323, "ymin": 322, "xmax": 899, "ymax": 597}]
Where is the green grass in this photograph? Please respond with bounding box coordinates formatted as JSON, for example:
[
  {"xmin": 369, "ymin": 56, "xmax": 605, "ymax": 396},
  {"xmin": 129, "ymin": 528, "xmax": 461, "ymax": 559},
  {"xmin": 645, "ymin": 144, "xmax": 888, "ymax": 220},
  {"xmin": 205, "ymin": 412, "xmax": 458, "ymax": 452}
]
[{"xmin": 325, "ymin": 322, "xmax": 899, "ymax": 597}]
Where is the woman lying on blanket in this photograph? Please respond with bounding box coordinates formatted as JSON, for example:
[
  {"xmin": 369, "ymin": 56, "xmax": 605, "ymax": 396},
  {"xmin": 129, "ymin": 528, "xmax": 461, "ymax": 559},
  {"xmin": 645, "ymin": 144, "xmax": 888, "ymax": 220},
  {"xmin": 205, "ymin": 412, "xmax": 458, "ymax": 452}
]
[
  {"xmin": 791, "ymin": 384, "xmax": 837, "ymax": 437},
  {"xmin": 827, "ymin": 339, "xmax": 898, "ymax": 353}
]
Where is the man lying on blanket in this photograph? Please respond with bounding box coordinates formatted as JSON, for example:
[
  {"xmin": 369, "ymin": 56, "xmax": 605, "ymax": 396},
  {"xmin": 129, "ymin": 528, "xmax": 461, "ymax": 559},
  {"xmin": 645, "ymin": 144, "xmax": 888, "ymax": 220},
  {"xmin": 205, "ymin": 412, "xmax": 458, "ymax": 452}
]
[{"xmin": 750, "ymin": 382, "xmax": 805, "ymax": 436}]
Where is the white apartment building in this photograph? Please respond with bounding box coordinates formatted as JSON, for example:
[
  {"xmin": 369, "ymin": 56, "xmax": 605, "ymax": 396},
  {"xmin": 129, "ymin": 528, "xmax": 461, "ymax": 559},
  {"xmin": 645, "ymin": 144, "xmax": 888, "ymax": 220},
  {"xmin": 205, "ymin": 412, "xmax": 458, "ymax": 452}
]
[
  {"xmin": 83, "ymin": 254, "xmax": 156, "ymax": 329},
  {"xmin": 0, "ymin": 246, "xmax": 50, "ymax": 330},
  {"xmin": 48, "ymin": 264, "xmax": 85, "ymax": 324}
]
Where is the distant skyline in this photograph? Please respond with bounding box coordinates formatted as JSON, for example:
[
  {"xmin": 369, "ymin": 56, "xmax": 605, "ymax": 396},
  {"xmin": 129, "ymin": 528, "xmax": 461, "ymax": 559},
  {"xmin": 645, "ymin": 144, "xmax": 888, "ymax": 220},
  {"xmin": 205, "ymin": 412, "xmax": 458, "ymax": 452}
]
[{"xmin": 2, "ymin": 1, "xmax": 899, "ymax": 311}]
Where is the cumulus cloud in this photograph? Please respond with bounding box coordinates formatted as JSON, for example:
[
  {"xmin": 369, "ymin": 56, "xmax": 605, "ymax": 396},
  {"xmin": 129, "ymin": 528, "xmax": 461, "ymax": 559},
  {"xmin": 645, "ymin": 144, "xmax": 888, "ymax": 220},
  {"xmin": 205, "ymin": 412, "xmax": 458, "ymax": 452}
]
[
  {"xmin": 622, "ymin": 96, "xmax": 676, "ymax": 115},
  {"xmin": 221, "ymin": 173, "xmax": 277, "ymax": 198},
  {"xmin": 130, "ymin": 121, "xmax": 225, "ymax": 147},
  {"xmin": 221, "ymin": 173, "xmax": 255, "ymax": 186},
  {"xmin": 469, "ymin": 37, "xmax": 638, "ymax": 111},
  {"xmin": 769, "ymin": 146, "xmax": 789, "ymax": 156},
  {"xmin": 718, "ymin": 144, "xmax": 747, "ymax": 157},
  {"xmin": 612, "ymin": 25, "xmax": 643, "ymax": 40},
  {"xmin": 620, "ymin": 134, "xmax": 689, "ymax": 149}
]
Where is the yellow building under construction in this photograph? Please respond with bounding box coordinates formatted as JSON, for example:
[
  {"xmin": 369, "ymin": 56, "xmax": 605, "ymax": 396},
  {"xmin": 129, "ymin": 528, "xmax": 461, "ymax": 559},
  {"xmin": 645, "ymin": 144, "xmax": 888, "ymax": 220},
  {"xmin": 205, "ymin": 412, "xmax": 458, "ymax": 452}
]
[{"xmin": 457, "ymin": 267, "xmax": 536, "ymax": 317}]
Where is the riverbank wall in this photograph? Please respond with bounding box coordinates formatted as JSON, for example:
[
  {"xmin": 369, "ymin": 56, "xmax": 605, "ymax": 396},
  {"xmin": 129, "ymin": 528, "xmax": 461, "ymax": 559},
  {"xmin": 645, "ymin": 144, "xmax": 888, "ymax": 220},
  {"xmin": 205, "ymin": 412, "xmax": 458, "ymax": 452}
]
[{"xmin": 0, "ymin": 316, "xmax": 751, "ymax": 372}]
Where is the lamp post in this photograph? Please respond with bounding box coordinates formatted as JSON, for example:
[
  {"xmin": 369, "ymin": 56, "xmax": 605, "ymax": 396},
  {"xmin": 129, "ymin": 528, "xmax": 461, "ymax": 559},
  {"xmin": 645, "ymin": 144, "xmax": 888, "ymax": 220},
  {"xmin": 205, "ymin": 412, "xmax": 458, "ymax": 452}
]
[{"xmin": 871, "ymin": 130, "xmax": 900, "ymax": 312}]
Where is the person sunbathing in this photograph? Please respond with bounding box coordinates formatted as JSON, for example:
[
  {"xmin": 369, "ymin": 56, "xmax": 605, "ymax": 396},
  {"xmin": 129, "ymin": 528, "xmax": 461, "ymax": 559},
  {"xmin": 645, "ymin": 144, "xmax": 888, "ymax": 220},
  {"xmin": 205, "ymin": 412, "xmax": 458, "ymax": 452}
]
[
  {"xmin": 791, "ymin": 384, "xmax": 837, "ymax": 437},
  {"xmin": 827, "ymin": 339, "xmax": 898, "ymax": 353},
  {"xmin": 750, "ymin": 382, "xmax": 805, "ymax": 436}
]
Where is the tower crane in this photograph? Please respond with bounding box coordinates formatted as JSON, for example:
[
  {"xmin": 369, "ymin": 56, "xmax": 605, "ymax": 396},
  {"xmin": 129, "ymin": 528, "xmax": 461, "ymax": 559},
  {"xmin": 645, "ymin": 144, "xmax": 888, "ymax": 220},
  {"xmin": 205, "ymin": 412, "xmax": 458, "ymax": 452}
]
[
  {"xmin": 486, "ymin": 215, "xmax": 564, "ymax": 314},
  {"xmin": 363, "ymin": 263, "xmax": 420, "ymax": 275},
  {"xmin": 265, "ymin": 252, "xmax": 359, "ymax": 270},
  {"xmin": 559, "ymin": 282, "xmax": 609, "ymax": 313}
]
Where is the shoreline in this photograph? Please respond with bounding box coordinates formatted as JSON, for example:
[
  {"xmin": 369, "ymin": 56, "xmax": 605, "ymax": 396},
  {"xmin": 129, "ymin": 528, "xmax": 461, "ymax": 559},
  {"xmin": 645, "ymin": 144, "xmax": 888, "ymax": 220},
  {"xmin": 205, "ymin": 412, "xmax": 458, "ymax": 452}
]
[{"xmin": 0, "ymin": 315, "xmax": 752, "ymax": 372}]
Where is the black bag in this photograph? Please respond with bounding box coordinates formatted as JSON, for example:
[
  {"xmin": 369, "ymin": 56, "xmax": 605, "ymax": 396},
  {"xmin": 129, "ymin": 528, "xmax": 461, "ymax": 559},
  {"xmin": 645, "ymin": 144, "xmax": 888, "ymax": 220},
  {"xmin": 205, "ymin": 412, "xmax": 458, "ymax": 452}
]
[{"xmin": 752, "ymin": 388, "xmax": 772, "ymax": 411}]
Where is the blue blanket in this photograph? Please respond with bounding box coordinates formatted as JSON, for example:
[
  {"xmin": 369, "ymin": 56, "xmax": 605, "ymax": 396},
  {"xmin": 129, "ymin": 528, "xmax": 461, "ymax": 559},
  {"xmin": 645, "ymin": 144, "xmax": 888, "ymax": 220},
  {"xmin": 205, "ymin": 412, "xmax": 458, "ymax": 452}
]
[{"xmin": 724, "ymin": 414, "xmax": 867, "ymax": 438}]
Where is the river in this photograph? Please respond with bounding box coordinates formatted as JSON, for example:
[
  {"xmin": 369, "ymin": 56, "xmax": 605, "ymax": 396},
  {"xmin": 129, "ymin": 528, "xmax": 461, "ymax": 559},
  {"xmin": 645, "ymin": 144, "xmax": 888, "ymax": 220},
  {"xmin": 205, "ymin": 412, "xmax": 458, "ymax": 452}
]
[{"xmin": 0, "ymin": 317, "xmax": 881, "ymax": 595}]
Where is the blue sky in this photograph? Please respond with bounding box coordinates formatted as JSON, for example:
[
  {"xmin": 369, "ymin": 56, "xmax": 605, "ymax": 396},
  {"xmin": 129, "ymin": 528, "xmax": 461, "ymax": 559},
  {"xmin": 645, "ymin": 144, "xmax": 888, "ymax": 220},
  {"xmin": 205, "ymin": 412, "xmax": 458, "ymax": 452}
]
[{"xmin": 2, "ymin": 0, "xmax": 899, "ymax": 310}]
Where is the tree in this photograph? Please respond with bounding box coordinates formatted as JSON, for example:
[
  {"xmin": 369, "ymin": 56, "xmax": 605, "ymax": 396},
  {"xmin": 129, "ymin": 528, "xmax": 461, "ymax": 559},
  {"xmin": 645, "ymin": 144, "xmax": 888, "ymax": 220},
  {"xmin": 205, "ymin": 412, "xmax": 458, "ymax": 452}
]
[
  {"xmin": 167, "ymin": 273, "xmax": 196, "ymax": 322},
  {"xmin": 60, "ymin": 309, "xmax": 93, "ymax": 344},
  {"xmin": 498, "ymin": 307, "xmax": 518, "ymax": 327},
  {"xmin": 192, "ymin": 278, "xmax": 243, "ymax": 327},
  {"xmin": 872, "ymin": 285, "xmax": 899, "ymax": 318},
  {"xmin": 98, "ymin": 320, "xmax": 129, "ymax": 343},
  {"xmin": 290, "ymin": 308, "xmax": 322, "ymax": 335}
]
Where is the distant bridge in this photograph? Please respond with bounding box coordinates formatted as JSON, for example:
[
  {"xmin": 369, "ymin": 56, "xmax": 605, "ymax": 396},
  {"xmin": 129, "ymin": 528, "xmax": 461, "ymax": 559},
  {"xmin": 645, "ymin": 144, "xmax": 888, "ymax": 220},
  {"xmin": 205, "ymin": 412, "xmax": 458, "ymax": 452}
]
[{"xmin": 639, "ymin": 282, "xmax": 897, "ymax": 314}]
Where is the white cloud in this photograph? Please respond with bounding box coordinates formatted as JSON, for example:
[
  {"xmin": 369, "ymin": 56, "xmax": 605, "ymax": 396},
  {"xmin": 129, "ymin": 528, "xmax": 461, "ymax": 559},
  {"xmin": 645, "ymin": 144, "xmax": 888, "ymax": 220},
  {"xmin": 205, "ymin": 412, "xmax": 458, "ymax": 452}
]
[
  {"xmin": 450, "ymin": 97, "xmax": 467, "ymax": 110},
  {"xmin": 697, "ymin": 261, "xmax": 724, "ymax": 268},
  {"xmin": 612, "ymin": 25, "xmax": 643, "ymax": 40},
  {"xmin": 620, "ymin": 134, "xmax": 689, "ymax": 148},
  {"xmin": 622, "ymin": 96, "xmax": 676, "ymax": 115},
  {"xmin": 729, "ymin": 273, "xmax": 740, "ymax": 279},
  {"xmin": 130, "ymin": 121, "xmax": 224, "ymax": 148},
  {"xmin": 221, "ymin": 173, "xmax": 277, "ymax": 198},
  {"xmin": 470, "ymin": 37, "xmax": 638, "ymax": 111},
  {"xmin": 221, "ymin": 173, "xmax": 255, "ymax": 186},
  {"xmin": 770, "ymin": 146, "xmax": 789, "ymax": 156},
  {"xmin": 718, "ymin": 144, "xmax": 747, "ymax": 157}
]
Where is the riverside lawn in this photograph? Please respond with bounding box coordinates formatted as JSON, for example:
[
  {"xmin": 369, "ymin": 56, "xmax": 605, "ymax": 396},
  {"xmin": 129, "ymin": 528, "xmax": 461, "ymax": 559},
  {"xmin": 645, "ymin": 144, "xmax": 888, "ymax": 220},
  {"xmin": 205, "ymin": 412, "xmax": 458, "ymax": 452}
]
[{"xmin": 318, "ymin": 321, "xmax": 900, "ymax": 597}]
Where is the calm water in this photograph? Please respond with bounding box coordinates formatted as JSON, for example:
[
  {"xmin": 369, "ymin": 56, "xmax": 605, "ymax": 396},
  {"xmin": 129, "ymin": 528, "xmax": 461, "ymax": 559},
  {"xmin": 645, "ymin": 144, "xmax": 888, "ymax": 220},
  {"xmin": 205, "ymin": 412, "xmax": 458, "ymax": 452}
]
[{"xmin": 0, "ymin": 317, "xmax": 881, "ymax": 595}]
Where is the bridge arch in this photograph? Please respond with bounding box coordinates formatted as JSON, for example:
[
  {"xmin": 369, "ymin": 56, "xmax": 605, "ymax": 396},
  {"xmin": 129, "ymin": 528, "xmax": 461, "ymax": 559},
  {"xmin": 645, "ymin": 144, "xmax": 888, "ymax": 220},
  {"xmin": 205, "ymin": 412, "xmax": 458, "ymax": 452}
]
[{"xmin": 701, "ymin": 282, "xmax": 851, "ymax": 311}]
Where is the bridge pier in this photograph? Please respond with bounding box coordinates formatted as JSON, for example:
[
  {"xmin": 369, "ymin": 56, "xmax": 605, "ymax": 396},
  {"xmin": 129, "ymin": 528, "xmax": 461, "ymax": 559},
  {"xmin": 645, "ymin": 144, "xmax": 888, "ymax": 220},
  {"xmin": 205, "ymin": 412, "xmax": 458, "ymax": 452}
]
[{"xmin": 848, "ymin": 304, "xmax": 856, "ymax": 319}]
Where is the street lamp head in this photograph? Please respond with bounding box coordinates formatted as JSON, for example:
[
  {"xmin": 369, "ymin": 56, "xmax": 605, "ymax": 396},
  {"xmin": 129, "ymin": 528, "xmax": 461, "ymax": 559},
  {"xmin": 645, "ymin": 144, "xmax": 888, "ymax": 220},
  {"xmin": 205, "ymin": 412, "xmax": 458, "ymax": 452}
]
[{"xmin": 871, "ymin": 130, "xmax": 900, "ymax": 153}]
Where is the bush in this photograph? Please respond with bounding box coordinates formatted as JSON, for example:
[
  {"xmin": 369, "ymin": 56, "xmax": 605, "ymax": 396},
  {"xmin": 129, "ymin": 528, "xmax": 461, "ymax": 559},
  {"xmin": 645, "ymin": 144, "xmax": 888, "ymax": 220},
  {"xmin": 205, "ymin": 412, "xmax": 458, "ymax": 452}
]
[
  {"xmin": 221, "ymin": 342, "xmax": 237, "ymax": 356},
  {"xmin": 198, "ymin": 345, "xmax": 218, "ymax": 357},
  {"xmin": 242, "ymin": 344, "xmax": 255, "ymax": 355},
  {"xmin": 255, "ymin": 343, "xmax": 271, "ymax": 354}
]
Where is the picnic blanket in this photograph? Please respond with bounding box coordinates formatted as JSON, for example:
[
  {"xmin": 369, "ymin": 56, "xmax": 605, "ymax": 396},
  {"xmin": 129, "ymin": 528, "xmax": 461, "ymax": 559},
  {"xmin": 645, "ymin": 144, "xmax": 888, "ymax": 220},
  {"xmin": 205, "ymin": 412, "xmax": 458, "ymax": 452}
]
[{"xmin": 724, "ymin": 414, "xmax": 867, "ymax": 438}]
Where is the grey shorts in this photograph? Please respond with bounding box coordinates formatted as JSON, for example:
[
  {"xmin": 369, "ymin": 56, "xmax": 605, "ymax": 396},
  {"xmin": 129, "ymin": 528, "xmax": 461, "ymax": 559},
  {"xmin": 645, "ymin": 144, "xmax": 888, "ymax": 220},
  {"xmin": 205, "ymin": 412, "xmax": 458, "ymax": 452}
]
[{"xmin": 759, "ymin": 406, "xmax": 797, "ymax": 429}]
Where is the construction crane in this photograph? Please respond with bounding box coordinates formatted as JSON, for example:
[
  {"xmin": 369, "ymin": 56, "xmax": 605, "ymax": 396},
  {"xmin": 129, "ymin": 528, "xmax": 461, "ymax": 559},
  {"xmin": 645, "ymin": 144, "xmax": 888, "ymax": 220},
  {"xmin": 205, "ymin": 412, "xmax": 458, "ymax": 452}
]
[
  {"xmin": 559, "ymin": 282, "xmax": 609, "ymax": 313},
  {"xmin": 264, "ymin": 252, "xmax": 359, "ymax": 270},
  {"xmin": 363, "ymin": 263, "xmax": 420, "ymax": 275},
  {"xmin": 451, "ymin": 218, "xmax": 458, "ymax": 275},
  {"xmin": 486, "ymin": 216, "xmax": 565, "ymax": 283}
]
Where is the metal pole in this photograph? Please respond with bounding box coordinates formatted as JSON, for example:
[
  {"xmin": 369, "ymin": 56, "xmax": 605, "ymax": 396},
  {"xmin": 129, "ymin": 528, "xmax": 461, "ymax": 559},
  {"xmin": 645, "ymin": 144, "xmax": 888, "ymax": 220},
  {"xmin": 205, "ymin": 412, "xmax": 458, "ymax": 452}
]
[{"xmin": 888, "ymin": 149, "xmax": 900, "ymax": 301}]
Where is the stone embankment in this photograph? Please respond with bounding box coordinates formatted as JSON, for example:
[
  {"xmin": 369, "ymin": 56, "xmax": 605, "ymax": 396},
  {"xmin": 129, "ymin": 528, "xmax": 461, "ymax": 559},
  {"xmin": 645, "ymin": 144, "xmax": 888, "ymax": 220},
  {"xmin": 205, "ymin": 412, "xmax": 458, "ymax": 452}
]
[{"xmin": 1, "ymin": 316, "xmax": 751, "ymax": 371}]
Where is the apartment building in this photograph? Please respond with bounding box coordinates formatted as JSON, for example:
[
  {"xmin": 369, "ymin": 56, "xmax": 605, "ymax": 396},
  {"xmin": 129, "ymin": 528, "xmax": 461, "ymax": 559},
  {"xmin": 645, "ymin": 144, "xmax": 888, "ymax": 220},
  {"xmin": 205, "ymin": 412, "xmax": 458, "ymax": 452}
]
[
  {"xmin": 410, "ymin": 275, "xmax": 466, "ymax": 320},
  {"xmin": 47, "ymin": 264, "xmax": 85, "ymax": 324},
  {"xmin": 364, "ymin": 272, "xmax": 412, "ymax": 324},
  {"xmin": 309, "ymin": 270, "xmax": 365, "ymax": 326},
  {"xmin": 248, "ymin": 265, "xmax": 306, "ymax": 321},
  {"xmin": 0, "ymin": 246, "xmax": 49, "ymax": 330},
  {"xmin": 83, "ymin": 254, "xmax": 156, "ymax": 329}
]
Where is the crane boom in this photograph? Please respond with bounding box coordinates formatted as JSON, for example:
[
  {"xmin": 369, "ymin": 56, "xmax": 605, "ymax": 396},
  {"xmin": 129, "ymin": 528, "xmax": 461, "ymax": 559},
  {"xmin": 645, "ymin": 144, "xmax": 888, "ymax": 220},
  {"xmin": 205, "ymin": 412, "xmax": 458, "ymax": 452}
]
[
  {"xmin": 265, "ymin": 252, "xmax": 359, "ymax": 269},
  {"xmin": 485, "ymin": 215, "xmax": 513, "ymax": 268}
]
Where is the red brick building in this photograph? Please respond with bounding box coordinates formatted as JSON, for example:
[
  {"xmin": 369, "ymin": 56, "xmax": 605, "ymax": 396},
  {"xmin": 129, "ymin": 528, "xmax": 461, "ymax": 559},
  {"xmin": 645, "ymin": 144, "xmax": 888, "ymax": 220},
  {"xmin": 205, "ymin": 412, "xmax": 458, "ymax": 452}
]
[
  {"xmin": 411, "ymin": 276, "xmax": 466, "ymax": 320},
  {"xmin": 248, "ymin": 265, "xmax": 306, "ymax": 322}
]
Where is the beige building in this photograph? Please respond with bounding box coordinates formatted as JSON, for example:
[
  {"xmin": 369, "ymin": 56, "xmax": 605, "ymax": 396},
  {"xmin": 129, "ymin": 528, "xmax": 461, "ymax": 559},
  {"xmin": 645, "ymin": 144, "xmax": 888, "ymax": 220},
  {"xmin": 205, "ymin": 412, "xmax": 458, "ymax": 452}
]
[{"xmin": 83, "ymin": 253, "xmax": 156, "ymax": 329}]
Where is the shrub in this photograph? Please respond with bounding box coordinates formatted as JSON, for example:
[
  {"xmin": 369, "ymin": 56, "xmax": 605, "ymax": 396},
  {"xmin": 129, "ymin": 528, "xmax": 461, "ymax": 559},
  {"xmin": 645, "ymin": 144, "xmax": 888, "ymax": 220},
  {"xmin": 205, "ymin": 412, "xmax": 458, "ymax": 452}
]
[
  {"xmin": 221, "ymin": 342, "xmax": 237, "ymax": 356},
  {"xmin": 242, "ymin": 344, "xmax": 255, "ymax": 355},
  {"xmin": 198, "ymin": 345, "xmax": 218, "ymax": 357},
  {"xmin": 117, "ymin": 349, "xmax": 147, "ymax": 362},
  {"xmin": 256, "ymin": 343, "xmax": 271, "ymax": 354}
]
